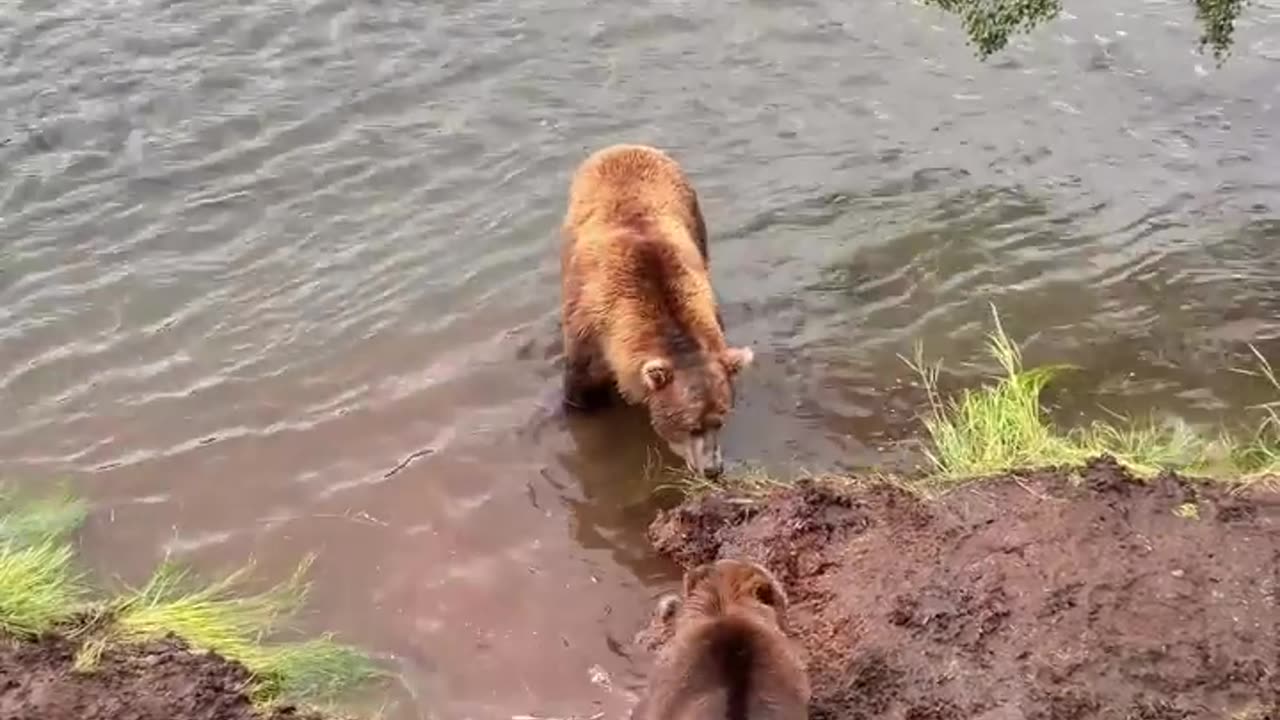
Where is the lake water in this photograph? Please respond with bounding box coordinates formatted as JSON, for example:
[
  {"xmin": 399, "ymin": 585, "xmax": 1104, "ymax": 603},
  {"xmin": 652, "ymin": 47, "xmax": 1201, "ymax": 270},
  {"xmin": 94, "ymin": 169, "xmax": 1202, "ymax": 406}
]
[{"xmin": 2, "ymin": 0, "xmax": 1279, "ymax": 717}]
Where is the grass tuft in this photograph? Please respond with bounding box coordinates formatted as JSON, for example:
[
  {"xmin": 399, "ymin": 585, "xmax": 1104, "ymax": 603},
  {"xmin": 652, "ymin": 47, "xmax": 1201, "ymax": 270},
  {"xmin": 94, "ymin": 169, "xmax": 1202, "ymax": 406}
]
[
  {"xmin": 1226, "ymin": 345, "xmax": 1280, "ymax": 476},
  {"xmin": 252, "ymin": 637, "xmax": 383, "ymax": 703},
  {"xmin": 908, "ymin": 304, "xmax": 1280, "ymax": 483},
  {"xmin": 104, "ymin": 557, "xmax": 378, "ymax": 703},
  {"xmin": 905, "ymin": 306, "xmax": 1083, "ymax": 477},
  {"xmin": 656, "ymin": 462, "xmax": 793, "ymax": 499},
  {"xmin": 0, "ymin": 541, "xmax": 83, "ymax": 638},
  {"xmin": 0, "ymin": 490, "xmax": 86, "ymax": 638}
]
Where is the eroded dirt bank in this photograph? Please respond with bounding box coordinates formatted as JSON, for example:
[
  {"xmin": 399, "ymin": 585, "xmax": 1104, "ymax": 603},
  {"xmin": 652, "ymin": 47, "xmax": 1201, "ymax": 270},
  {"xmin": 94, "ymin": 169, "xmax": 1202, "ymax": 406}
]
[
  {"xmin": 648, "ymin": 457, "xmax": 1280, "ymax": 720},
  {"xmin": 0, "ymin": 634, "xmax": 323, "ymax": 720}
]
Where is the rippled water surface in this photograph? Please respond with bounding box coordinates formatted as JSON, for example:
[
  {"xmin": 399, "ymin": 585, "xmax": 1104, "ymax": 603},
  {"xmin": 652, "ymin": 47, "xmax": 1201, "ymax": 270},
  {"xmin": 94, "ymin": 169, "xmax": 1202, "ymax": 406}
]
[{"xmin": 3, "ymin": 0, "xmax": 1280, "ymax": 716}]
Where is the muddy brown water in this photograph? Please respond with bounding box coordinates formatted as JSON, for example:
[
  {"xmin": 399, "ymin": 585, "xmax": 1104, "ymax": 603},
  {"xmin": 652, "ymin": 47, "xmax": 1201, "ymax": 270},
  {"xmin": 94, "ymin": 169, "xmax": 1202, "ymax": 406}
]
[{"xmin": 2, "ymin": 0, "xmax": 1279, "ymax": 718}]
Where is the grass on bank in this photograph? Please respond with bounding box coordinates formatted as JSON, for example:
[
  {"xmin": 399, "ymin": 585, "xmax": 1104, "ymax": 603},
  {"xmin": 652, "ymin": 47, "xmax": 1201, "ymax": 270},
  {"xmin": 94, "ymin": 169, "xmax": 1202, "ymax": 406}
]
[
  {"xmin": 99, "ymin": 559, "xmax": 377, "ymax": 702},
  {"xmin": 0, "ymin": 487, "xmax": 86, "ymax": 638},
  {"xmin": 0, "ymin": 488, "xmax": 378, "ymax": 707},
  {"xmin": 906, "ymin": 305, "xmax": 1280, "ymax": 482},
  {"xmin": 670, "ymin": 304, "xmax": 1280, "ymax": 494},
  {"xmin": 0, "ymin": 541, "xmax": 83, "ymax": 638}
]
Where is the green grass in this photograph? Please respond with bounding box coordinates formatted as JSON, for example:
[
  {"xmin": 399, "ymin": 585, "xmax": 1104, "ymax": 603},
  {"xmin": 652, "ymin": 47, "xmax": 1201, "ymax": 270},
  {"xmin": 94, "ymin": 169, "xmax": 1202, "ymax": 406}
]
[
  {"xmin": 905, "ymin": 308, "xmax": 1086, "ymax": 477},
  {"xmin": 907, "ymin": 304, "xmax": 1280, "ymax": 483},
  {"xmin": 101, "ymin": 558, "xmax": 378, "ymax": 703},
  {"xmin": 0, "ymin": 489, "xmax": 86, "ymax": 638},
  {"xmin": 0, "ymin": 488, "xmax": 378, "ymax": 710},
  {"xmin": 1225, "ymin": 345, "xmax": 1280, "ymax": 475},
  {"xmin": 0, "ymin": 540, "xmax": 84, "ymax": 638}
]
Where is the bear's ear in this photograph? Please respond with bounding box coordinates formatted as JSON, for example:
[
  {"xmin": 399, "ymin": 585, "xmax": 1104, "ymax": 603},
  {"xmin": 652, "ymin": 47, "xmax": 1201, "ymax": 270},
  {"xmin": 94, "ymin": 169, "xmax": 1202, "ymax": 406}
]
[
  {"xmin": 642, "ymin": 358, "xmax": 674, "ymax": 391},
  {"xmin": 723, "ymin": 346, "xmax": 754, "ymax": 375},
  {"xmin": 753, "ymin": 574, "xmax": 787, "ymax": 611}
]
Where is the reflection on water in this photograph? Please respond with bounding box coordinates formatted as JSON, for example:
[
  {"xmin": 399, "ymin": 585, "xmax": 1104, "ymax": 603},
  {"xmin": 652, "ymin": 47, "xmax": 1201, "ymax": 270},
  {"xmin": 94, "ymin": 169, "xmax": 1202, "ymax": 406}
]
[{"xmin": 2, "ymin": 0, "xmax": 1279, "ymax": 716}]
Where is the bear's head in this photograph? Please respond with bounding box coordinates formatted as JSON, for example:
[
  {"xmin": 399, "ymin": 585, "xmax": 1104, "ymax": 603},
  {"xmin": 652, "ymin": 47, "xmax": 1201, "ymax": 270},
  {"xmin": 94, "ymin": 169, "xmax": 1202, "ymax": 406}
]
[{"xmin": 640, "ymin": 346, "xmax": 753, "ymax": 478}]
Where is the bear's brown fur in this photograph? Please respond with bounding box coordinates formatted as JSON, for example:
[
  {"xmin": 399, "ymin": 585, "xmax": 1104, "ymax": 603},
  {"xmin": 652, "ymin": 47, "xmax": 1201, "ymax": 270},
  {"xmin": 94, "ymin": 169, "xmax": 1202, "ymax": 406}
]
[
  {"xmin": 559, "ymin": 144, "xmax": 753, "ymax": 478},
  {"xmin": 631, "ymin": 559, "xmax": 810, "ymax": 720}
]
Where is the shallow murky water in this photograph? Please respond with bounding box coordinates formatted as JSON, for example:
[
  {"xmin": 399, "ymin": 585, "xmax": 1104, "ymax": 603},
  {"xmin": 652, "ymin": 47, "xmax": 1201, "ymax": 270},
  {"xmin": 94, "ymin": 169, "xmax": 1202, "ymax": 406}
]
[{"xmin": 3, "ymin": 0, "xmax": 1280, "ymax": 717}]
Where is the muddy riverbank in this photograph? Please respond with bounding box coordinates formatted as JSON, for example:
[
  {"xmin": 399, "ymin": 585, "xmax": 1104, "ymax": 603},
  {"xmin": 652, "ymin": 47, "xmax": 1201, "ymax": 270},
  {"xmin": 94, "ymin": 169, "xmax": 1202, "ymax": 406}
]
[
  {"xmin": 647, "ymin": 456, "xmax": 1280, "ymax": 719},
  {"xmin": 0, "ymin": 634, "xmax": 327, "ymax": 720}
]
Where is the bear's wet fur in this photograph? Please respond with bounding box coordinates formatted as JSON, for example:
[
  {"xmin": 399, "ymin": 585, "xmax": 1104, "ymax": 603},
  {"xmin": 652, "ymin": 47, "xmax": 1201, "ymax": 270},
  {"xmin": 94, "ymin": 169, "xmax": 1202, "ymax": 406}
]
[
  {"xmin": 631, "ymin": 559, "xmax": 810, "ymax": 720},
  {"xmin": 559, "ymin": 144, "xmax": 753, "ymax": 478}
]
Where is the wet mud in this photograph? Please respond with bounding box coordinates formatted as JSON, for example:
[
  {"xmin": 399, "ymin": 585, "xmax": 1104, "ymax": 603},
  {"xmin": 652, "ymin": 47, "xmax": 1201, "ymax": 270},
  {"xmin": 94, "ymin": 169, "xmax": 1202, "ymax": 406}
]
[
  {"xmin": 647, "ymin": 457, "xmax": 1280, "ymax": 720},
  {"xmin": 0, "ymin": 634, "xmax": 322, "ymax": 720}
]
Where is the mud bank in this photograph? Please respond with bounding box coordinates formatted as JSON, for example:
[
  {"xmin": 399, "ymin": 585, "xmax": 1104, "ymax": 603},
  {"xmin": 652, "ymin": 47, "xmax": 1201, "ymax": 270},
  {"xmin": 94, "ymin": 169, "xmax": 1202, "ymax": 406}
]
[
  {"xmin": 0, "ymin": 633, "xmax": 325, "ymax": 720},
  {"xmin": 648, "ymin": 457, "xmax": 1280, "ymax": 720}
]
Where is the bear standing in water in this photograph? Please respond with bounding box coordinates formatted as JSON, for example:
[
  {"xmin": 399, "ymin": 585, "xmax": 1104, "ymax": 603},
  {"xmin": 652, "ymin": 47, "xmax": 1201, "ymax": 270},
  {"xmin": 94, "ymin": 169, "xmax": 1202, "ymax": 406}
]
[
  {"xmin": 559, "ymin": 144, "xmax": 753, "ymax": 478},
  {"xmin": 631, "ymin": 559, "xmax": 810, "ymax": 720}
]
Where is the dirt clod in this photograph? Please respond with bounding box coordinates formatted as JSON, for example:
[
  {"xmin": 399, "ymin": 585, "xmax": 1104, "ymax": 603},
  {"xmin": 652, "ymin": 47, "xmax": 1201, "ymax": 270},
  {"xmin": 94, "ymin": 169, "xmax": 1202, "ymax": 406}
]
[{"xmin": 648, "ymin": 458, "xmax": 1280, "ymax": 719}]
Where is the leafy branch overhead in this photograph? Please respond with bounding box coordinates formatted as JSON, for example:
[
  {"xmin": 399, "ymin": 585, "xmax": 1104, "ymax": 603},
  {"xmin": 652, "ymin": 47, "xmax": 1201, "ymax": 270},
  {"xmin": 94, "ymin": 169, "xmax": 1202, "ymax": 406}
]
[{"xmin": 922, "ymin": 0, "xmax": 1249, "ymax": 62}]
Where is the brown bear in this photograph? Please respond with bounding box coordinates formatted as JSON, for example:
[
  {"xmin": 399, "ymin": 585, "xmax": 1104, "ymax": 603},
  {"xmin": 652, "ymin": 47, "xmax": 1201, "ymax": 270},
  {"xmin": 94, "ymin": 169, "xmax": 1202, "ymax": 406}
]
[
  {"xmin": 559, "ymin": 143, "xmax": 753, "ymax": 478},
  {"xmin": 631, "ymin": 558, "xmax": 811, "ymax": 720}
]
